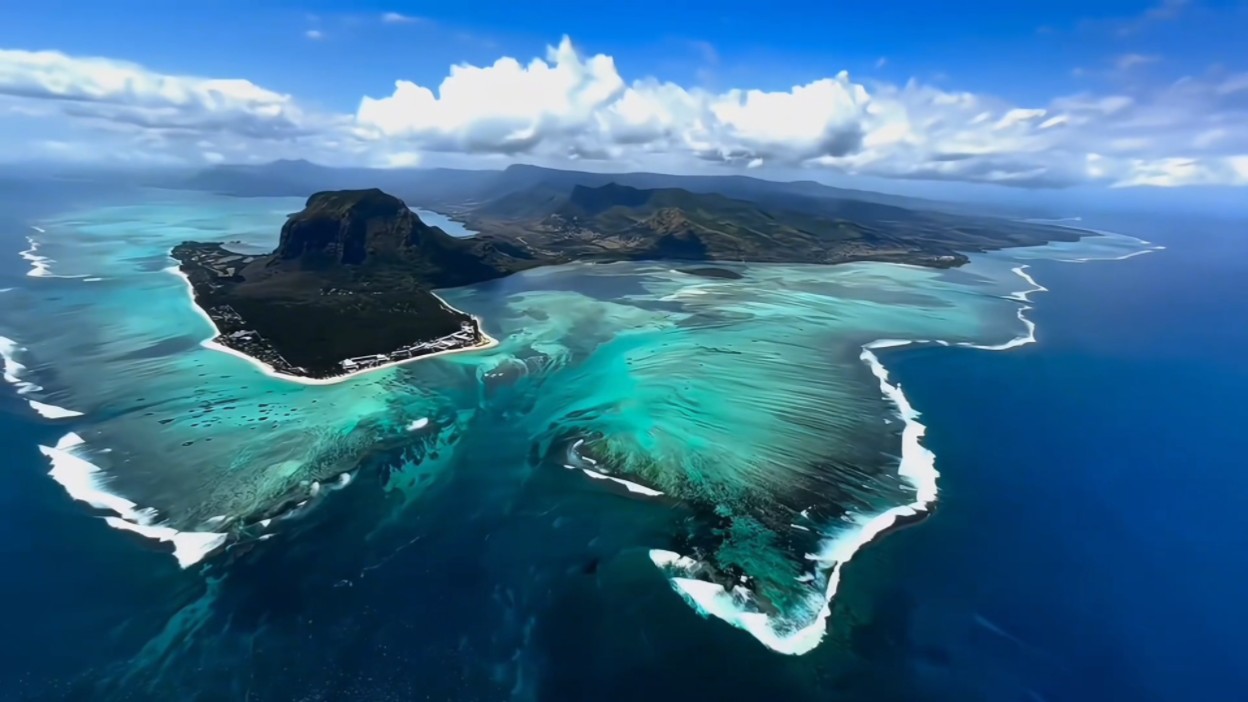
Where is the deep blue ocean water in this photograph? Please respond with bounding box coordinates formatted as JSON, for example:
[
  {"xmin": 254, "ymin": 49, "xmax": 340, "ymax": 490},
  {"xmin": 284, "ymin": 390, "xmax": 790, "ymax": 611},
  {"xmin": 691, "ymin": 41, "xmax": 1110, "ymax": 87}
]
[
  {"xmin": 831, "ymin": 213, "xmax": 1248, "ymax": 701},
  {"xmin": 1, "ymin": 185, "xmax": 1244, "ymax": 701}
]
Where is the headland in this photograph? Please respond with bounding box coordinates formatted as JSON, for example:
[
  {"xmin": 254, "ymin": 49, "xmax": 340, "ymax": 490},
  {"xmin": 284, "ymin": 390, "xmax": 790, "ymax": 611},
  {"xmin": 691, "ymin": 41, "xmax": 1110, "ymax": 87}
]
[{"xmin": 171, "ymin": 179, "xmax": 1089, "ymax": 381}]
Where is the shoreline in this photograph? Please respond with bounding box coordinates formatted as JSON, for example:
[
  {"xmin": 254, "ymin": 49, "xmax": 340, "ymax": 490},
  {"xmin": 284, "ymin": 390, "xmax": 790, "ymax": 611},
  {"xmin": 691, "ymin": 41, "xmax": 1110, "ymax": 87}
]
[
  {"xmin": 12, "ymin": 231, "xmax": 1157, "ymax": 581},
  {"xmin": 166, "ymin": 266, "xmax": 500, "ymax": 387}
]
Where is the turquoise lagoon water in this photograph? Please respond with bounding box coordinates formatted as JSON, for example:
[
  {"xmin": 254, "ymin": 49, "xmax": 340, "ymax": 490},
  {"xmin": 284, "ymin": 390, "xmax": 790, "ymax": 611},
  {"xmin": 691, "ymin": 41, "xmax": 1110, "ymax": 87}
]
[{"xmin": 0, "ymin": 185, "xmax": 1159, "ymax": 697}]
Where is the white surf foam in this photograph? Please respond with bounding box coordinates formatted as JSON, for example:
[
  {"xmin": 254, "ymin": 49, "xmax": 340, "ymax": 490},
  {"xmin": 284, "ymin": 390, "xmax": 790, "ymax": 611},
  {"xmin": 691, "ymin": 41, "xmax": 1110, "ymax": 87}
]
[
  {"xmin": 1020, "ymin": 225, "xmax": 1164, "ymax": 264},
  {"xmin": 20, "ymin": 233, "xmax": 87, "ymax": 279},
  {"xmin": 2, "ymin": 337, "xmax": 84, "ymax": 416},
  {"xmin": 27, "ymin": 400, "xmax": 84, "ymax": 419},
  {"xmin": 648, "ymin": 340, "xmax": 938, "ymax": 655},
  {"xmin": 959, "ymin": 265, "xmax": 1048, "ymax": 351},
  {"xmin": 1, "ymin": 335, "xmax": 44, "ymax": 395},
  {"xmin": 647, "ymin": 262, "xmax": 1063, "ymax": 655},
  {"xmin": 38, "ymin": 431, "xmax": 226, "ymax": 568},
  {"xmin": 580, "ymin": 468, "xmax": 665, "ymax": 497},
  {"xmin": 407, "ymin": 417, "xmax": 430, "ymax": 431},
  {"xmin": 1059, "ymin": 247, "xmax": 1159, "ymax": 263},
  {"xmin": 20, "ymin": 235, "xmax": 52, "ymax": 277},
  {"xmin": 102, "ymin": 517, "xmax": 229, "ymax": 569}
]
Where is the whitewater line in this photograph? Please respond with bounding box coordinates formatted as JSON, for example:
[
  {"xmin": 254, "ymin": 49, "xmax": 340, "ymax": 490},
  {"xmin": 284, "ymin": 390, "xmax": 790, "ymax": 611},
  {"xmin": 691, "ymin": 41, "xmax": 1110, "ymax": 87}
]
[
  {"xmin": 167, "ymin": 266, "xmax": 499, "ymax": 387},
  {"xmin": 20, "ymin": 236, "xmax": 52, "ymax": 278},
  {"xmin": 21, "ymin": 229, "xmax": 88, "ymax": 279},
  {"xmin": 4, "ymin": 339, "xmax": 221, "ymax": 566},
  {"xmin": 37, "ymin": 432, "xmax": 226, "ymax": 568},
  {"xmin": 648, "ymin": 262, "xmax": 1049, "ymax": 656},
  {"xmin": 1016, "ymin": 222, "xmax": 1165, "ymax": 263},
  {"xmin": 954, "ymin": 264, "xmax": 1047, "ymax": 351},
  {"xmin": 1, "ymin": 336, "xmax": 88, "ymax": 418}
]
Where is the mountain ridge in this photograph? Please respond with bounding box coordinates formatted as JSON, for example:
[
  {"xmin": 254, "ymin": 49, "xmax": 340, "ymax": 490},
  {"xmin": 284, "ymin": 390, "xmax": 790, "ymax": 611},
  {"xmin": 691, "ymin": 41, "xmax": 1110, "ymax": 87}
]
[{"xmin": 171, "ymin": 182, "xmax": 1087, "ymax": 379}]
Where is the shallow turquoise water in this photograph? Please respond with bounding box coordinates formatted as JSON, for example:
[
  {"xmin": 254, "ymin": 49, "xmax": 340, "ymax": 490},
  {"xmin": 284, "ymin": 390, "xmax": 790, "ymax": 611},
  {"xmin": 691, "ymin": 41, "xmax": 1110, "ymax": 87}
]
[{"xmin": 0, "ymin": 187, "xmax": 1155, "ymax": 655}]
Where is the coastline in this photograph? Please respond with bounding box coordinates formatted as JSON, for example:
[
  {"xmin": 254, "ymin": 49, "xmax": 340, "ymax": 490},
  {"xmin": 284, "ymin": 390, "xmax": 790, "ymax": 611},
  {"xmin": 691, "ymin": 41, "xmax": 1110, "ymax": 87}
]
[
  {"xmin": 166, "ymin": 266, "xmax": 500, "ymax": 387},
  {"xmin": 12, "ymin": 223, "xmax": 1161, "ymax": 600}
]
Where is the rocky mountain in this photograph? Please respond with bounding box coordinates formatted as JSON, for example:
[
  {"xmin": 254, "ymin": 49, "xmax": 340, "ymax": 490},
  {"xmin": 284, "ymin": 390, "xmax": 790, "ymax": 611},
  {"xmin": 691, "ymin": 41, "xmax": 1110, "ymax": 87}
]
[
  {"xmin": 172, "ymin": 190, "xmax": 535, "ymax": 375},
  {"xmin": 270, "ymin": 189, "xmax": 537, "ymax": 288}
]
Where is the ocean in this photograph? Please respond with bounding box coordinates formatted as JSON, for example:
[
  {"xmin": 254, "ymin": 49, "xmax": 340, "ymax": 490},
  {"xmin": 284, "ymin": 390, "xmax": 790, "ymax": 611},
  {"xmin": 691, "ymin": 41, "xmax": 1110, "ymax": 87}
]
[{"xmin": 1, "ymin": 179, "xmax": 1242, "ymax": 701}]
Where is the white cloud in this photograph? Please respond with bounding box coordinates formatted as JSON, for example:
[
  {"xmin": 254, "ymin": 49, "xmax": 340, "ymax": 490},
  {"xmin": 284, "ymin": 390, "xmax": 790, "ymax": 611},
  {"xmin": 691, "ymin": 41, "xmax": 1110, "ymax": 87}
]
[
  {"xmin": 1, "ymin": 38, "xmax": 1245, "ymax": 188},
  {"xmin": 305, "ymin": 29, "xmax": 325, "ymax": 41},
  {"xmin": 357, "ymin": 37, "xmax": 629, "ymax": 154},
  {"xmin": 0, "ymin": 48, "xmax": 313, "ymax": 140},
  {"xmin": 1113, "ymin": 156, "xmax": 1248, "ymax": 187},
  {"xmin": 1114, "ymin": 53, "xmax": 1160, "ymax": 71},
  {"xmin": 381, "ymin": 12, "xmax": 421, "ymax": 24}
]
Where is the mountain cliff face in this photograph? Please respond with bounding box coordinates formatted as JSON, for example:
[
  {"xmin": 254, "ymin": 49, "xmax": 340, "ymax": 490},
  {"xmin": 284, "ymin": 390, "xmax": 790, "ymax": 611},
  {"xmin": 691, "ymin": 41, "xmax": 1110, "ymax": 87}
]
[
  {"xmin": 275, "ymin": 189, "xmax": 438, "ymax": 266},
  {"xmin": 272, "ymin": 188, "xmax": 531, "ymax": 287}
]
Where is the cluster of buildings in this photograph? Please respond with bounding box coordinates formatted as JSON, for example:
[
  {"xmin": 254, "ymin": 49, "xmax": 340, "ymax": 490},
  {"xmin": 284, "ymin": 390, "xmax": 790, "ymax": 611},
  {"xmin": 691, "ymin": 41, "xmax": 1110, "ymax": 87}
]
[
  {"xmin": 339, "ymin": 321, "xmax": 479, "ymax": 372},
  {"xmin": 181, "ymin": 247, "xmax": 256, "ymax": 280},
  {"xmin": 209, "ymin": 304, "xmax": 303, "ymax": 375},
  {"xmin": 210, "ymin": 304, "xmax": 245, "ymax": 327}
]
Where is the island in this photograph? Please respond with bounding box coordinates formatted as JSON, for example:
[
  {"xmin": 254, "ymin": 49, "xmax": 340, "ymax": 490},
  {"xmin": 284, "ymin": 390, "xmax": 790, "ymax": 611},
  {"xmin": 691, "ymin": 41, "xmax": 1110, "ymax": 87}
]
[{"xmin": 173, "ymin": 176, "xmax": 1086, "ymax": 380}]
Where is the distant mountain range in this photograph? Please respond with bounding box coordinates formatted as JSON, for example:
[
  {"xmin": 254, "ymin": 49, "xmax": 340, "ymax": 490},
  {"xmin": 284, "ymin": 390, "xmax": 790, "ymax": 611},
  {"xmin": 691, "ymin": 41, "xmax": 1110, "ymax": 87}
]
[{"xmin": 176, "ymin": 160, "xmax": 991, "ymax": 218}]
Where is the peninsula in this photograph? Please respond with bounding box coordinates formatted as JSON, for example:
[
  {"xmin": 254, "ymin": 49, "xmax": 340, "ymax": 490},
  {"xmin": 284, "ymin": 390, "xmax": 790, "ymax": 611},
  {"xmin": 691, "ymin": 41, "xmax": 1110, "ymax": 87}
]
[
  {"xmin": 172, "ymin": 189, "xmax": 524, "ymax": 379},
  {"xmin": 173, "ymin": 175, "xmax": 1087, "ymax": 379}
]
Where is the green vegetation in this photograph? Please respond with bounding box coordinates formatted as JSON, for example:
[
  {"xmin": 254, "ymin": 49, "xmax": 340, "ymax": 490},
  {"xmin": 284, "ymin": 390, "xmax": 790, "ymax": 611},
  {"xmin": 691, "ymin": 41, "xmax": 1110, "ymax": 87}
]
[
  {"xmin": 460, "ymin": 182, "xmax": 1081, "ymax": 267},
  {"xmin": 173, "ymin": 179, "xmax": 1087, "ymax": 376}
]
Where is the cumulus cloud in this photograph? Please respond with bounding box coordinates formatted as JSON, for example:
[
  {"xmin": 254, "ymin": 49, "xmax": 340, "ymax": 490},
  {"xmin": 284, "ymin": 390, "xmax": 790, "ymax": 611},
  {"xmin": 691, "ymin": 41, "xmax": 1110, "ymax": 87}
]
[
  {"xmin": 0, "ymin": 38, "xmax": 1245, "ymax": 187},
  {"xmin": 355, "ymin": 38, "xmax": 871, "ymax": 167},
  {"xmin": 0, "ymin": 48, "xmax": 315, "ymax": 140},
  {"xmin": 350, "ymin": 37, "xmax": 1248, "ymax": 187}
]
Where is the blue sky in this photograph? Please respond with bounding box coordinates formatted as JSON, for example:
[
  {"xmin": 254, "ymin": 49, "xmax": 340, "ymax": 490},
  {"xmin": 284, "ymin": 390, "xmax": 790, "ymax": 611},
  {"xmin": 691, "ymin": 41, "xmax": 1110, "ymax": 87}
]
[
  {"xmin": 0, "ymin": 0, "xmax": 1245, "ymax": 198},
  {"xmin": 5, "ymin": 0, "xmax": 1243, "ymax": 104}
]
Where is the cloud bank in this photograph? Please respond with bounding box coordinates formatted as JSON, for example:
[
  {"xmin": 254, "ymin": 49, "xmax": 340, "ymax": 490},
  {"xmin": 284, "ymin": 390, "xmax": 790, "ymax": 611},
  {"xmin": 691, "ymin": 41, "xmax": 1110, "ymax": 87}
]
[{"xmin": 1, "ymin": 38, "xmax": 1245, "ymax": 188}]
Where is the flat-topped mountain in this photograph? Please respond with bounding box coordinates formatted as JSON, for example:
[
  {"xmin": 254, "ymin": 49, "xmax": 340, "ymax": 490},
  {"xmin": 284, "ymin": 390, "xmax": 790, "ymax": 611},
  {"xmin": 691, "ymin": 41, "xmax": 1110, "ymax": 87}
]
[
  {"xmin": 172, "ymin": 191, "xmax": 525, "ymax": 378},
  {"xmin": 271, "ymin": 189, "xmax": 527, "ymax": 287},
  {"xmin": 274, "ymin": 188, "xmax": 418, "ymax": 265}
]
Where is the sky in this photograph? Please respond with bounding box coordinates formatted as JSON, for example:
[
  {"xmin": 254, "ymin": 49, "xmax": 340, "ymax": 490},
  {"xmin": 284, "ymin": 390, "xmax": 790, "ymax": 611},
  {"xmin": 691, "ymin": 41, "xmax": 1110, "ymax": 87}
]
[{"xmin": 1, "ymin": 0, "xmax": 1246, "ymax": 201}]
